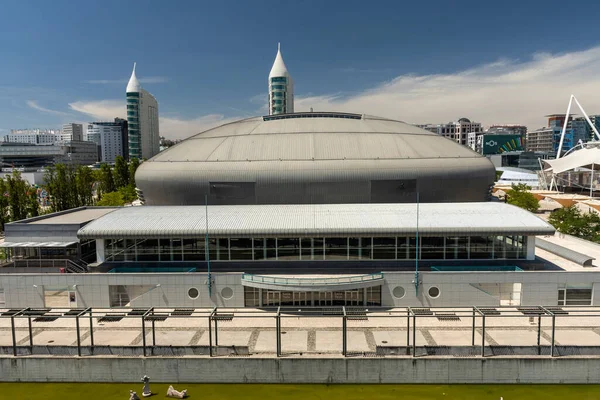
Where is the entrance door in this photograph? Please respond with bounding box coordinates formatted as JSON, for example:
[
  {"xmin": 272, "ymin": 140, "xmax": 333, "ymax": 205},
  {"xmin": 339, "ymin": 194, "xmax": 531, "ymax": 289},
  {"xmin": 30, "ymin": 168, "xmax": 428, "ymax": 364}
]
[
  {"xmin": 345, "ymin": 290, "xmax": 360, "ymax": 306},
  {"xmin": 316, "ymin": 292, "xmax": 333, "ymax": 306},
  {"xmin": 266, "ymin": 291, "xmax": 281, "ymax": 306},
  {"xmin": 293, "ymin": 292, "xmax": 309, "ymax": 307}
]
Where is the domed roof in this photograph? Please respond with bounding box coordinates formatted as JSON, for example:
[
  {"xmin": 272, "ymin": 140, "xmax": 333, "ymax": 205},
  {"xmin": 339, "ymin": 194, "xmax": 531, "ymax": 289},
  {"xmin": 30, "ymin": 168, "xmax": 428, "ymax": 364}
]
[
  {"xmin": 126, "ymin": 62, "xmax": 142, "ymax": 93},
  {"xmin": 269, "ymin": 43, "xmax": 290, "ymax": 78},
  {"xmin": 150, "ymin": 112, "xmax": 482, "ymax": 163},
  {"xmin": 458, "ymin": 117, "xmax": 471, "ymax": 123}
]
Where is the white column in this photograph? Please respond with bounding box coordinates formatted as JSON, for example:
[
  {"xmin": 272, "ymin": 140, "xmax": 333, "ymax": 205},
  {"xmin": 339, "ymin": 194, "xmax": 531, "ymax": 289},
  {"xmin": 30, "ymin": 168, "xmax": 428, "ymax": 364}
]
[
  {"xmin": 96, "ymin": 239, "xmax": 105, "ymax": 263},
  {"xmin": 526, "ymin": 236, "xmax": 536, "ymax": 260}
]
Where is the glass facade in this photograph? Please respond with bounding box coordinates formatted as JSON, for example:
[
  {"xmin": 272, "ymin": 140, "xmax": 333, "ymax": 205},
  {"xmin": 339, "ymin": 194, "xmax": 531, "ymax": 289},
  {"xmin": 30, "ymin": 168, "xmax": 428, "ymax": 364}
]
[
  {"xmin": 102, "ymin": 235, "xmax": 528, "ymax": 262},
  {"xmin": 126, "ymin": 92, "xmax": 141, "ymax": 159},
  {"xmin": 244, "ymin": 286, "xmax": 381, "ymax": 307}
]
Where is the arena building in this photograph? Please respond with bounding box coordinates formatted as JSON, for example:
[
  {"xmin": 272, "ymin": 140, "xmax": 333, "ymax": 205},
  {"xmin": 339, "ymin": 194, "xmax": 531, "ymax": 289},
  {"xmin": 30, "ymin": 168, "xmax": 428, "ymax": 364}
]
[{"xmin": 135, "ymin": 112, "xmax": 496, "ymax": 206}]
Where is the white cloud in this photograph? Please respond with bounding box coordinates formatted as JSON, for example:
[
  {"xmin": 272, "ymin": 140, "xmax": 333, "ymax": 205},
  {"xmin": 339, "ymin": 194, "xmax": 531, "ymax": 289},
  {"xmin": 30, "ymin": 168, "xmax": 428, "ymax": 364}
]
[
  {"xmin": 296, "ymin": 46, "xmax": 600, "ymax": 129},
  {"xmin": 68, "ymin": 100, "xmax": 235, "ymax": 139},
  {"xmin": 26, "ymin": 100, "xmax": 71, "ymax": 116},
  {"xmin": 83, "ymin": 77, "xmax": 169, "ymax": 84},
  {"xmin": 68, "ymin": 46, "xmax": 600, "ymax": 140}
]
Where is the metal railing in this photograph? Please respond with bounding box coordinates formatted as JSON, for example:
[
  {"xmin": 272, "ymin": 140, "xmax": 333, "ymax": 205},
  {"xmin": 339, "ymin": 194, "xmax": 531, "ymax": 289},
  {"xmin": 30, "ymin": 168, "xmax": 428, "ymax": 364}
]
[
  {"xmin": 8, "ymin": 259, "xmax": 89, "ymax": 273},
  {"xmin": 2, "ymin": 305, "xmax": 600, "ymax": 358},
  {"xmin": 241, "ymin": 272, "xmax": 384, "ymax": 286}
]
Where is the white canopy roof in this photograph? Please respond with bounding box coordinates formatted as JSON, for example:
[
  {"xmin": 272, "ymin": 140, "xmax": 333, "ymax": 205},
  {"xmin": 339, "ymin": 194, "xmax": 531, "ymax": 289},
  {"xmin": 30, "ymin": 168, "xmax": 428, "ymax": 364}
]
[{"xmin": 544, "ymin": 147, "xmax": 600, "ymax": 173}]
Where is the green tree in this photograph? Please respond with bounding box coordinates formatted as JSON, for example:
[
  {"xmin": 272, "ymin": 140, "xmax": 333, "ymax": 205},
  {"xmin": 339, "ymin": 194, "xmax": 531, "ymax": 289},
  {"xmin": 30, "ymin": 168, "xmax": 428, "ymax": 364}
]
[
  {"xmin": 75, "ymin": 165, "xmax": 95, "ymax": 207},
  {"xmin": 129, "ymin": 157, "xmax": 140, "ymax": 187},
  {"xmin": 0, "ymin": 178, "xmax": 9, "ymax": 230},
  {"xmin": 99, "ymin": 163, "xmax": 116, "ymax": 195},
  {"xmin": 549, "ymin": 206, "xmax": 600, "ymax": 242},
  {"xmin": 44, "ymin": 164, "xmax": 78, "ymax": 211},
  {"xmin": 96, "ymin": 191, "xmax": 125, "ymax": 206},
  {"xmin": 5, "ymin": 171, "xmax": 38, "ymax": 221},
  {"xmin": 118, "ymin": 184, "xmax": 138, "ymax": 203},
  {"xmin": 506, "ymin": 183, "xmax": 539, "ymax": 213},
  {"xmin": 114, "ymin": 156, "xmax": 129, "ymax": 189}
]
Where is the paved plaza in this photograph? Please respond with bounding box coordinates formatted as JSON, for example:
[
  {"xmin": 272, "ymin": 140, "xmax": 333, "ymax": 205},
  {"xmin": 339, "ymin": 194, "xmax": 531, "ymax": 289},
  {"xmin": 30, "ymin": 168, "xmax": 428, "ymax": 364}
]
[{"xmin": 2, "ymin": 306, "xmax": 600, "ymax": 356}]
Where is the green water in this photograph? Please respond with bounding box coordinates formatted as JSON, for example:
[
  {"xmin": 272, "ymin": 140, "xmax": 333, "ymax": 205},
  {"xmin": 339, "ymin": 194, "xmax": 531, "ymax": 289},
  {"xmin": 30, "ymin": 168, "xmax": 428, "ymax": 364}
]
[{"xmin": 1, "ymin": 383, "xmax": 600, "ymax": 400}]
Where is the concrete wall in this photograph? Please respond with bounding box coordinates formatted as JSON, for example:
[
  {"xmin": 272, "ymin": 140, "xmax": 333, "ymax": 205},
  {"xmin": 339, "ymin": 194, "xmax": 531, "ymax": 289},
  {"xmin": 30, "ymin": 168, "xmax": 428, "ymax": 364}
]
[
  {"xmin": 2, "ymin": 357, "xmax": 600, "ymax": 383},
  {"xmin": 2, "ymin": 270, "xmax": 600, "ymax": 308}
]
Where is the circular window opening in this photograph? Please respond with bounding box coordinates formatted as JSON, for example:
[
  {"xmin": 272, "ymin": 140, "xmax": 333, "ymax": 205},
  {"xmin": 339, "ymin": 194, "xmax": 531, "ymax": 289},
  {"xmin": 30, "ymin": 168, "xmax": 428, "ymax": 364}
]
[
  {"xmin": 221, "ymin": 287, "xmax": 234, "ymax": 300},
  {"xmin": 392, "ymin": 286, "xmax": 405, "ymax": 299},
  {"xmin": 188, "ymin": 287, "xmax": 199, "ymax": 299},
  {"xmin": 428, "ymin": 286, "xmax": 440, "ymax": 299}
]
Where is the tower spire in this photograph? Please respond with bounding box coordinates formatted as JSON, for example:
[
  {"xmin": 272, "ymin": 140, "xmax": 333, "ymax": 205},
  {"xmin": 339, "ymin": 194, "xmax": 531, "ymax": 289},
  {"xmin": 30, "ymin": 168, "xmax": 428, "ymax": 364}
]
[
  {"xmin": 268, "ymin": 43, "xmax": 294, "ymax": 115},
  {"xmin": 126, "ymin": 62, "xmax": 142, "ymax": 93}
]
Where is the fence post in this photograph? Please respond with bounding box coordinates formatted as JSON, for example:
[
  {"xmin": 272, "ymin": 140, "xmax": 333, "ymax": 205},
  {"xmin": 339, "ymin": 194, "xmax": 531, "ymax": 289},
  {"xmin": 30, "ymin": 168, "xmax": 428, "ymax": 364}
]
[
  {"xmin": 11, "ymin": 315, "xmax": 17, "ymax": 356},
  {"xmin": 208, "ymin": 313, "xmax": 213, "ymax": 357},
  {"xmin": 141, "ymin": 315, "xmax": 146, "ymax": 357},
  {"xmin": 537, "ymin": 314, "xmax": 541, "ymax": 347},
  {"xmin": 89, "ymin": 309, "xmax": 94, "ymax": 348},
  {"xmin": 28, "ymin": 316, "xmax": 33, "ymax": 351},
  {"xmin": 551, "ymin": 314, "xmax": 556, "ymax": 357},
  {"xmin": 151, "ymin": 308, "xmax": 156, "ymax": 347},
  {"xmin": 342, "ymin": 308, "xmax": 347, "ymax": 357},
  {"xmin": 76, "ymin": 314, "xmax": 81, "ymax": 357},
  {"xmin": 471, "ymin": 307, "xmax": 476, "ymax": 346},
  {"xmin": 412, "ymin": 312, "xmax": 416, "ymax": 357},
  {"xmin": 481, "ymin": 314, "xmax": 486, "ymax": 358},
  {"xmin": 406, "ymin": 308, "xmax": 410, "ymax": 347}
]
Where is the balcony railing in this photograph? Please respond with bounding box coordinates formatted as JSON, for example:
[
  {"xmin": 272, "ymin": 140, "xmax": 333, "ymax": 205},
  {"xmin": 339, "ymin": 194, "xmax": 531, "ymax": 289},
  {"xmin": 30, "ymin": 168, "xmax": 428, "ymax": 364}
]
[{"xmin": 242, "ymin": 272, "xmax": 384, "ymax": 286}]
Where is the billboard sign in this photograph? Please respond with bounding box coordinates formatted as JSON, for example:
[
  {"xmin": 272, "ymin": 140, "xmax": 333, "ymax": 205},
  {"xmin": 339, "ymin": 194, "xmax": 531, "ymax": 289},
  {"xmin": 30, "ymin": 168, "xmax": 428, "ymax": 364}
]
[{"xmin": 482, "ymin": 134, "xmax": 523, "ymax": 155}]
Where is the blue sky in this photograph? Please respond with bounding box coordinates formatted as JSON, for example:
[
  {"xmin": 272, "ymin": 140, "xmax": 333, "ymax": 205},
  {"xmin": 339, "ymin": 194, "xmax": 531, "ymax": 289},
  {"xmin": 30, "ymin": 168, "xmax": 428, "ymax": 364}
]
[{"xmin": 1, "ymin": 0, "xmax": 600, "ymax": 139}]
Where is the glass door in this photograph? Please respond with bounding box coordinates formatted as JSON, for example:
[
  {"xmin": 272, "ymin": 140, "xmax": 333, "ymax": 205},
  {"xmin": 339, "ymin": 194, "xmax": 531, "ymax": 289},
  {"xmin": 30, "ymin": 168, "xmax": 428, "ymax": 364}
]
[
  {"xmin": 266, "ymin": 291, "xmax": 281, "ymax": 306},
  {"xmin": 316, "ymin": 292, "xmax": 333, "ymax": 306},
  {"xmin": 293, "ymin": 292, "xmax": 309, "ymax": 307}
]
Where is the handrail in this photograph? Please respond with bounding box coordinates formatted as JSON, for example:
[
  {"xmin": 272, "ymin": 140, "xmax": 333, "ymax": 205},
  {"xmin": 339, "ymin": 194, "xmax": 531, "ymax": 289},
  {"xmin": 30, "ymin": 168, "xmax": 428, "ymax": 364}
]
[
  {"xmin": 241, "ymin": 272, "xmax": 384, "ymax": 286},
  {"xmin": 10, "ymin": 258, "xmax": 89, "ymax": 273}
]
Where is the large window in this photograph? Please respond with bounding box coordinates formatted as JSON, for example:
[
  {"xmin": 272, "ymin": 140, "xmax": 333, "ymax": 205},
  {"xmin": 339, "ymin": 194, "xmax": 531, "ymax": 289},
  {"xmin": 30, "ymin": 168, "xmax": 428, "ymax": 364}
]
[
  {"xmin": 325, "ymin": 237, "xmax": 347, "ymax": 260},
  {"xmin": 99, "ymin": 234, "xmax": 528, "ymax": 263},
  {"xmin": 230, "ymin": 238, "xmax": 253, "ymax": 260},
  {"xmin": 277, "ymin": 238, "xmax": 299, "ymax": 260},
  {"xmin": 558, "ymin": 283, "xmax": 593, "ymax": 306},
  {"xmin": 373, "ymin": 237, "xmax": 396, "ymax": 259},
  {"xmin": 421, "ymin": 237, "xmax": 445, "ymax": 259}
]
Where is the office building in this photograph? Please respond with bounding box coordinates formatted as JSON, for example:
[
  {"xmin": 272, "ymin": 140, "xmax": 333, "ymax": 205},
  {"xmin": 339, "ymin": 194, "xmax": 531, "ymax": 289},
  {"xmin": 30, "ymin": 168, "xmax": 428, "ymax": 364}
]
[
  {"xmin": 417, "ymin": 118, "xmax": 483, "ymax": 147},
  {"xmin": 268, "ymin": 43, "xmax": 294, "ymax": 115},
  {"xmin": 0, "ymin": 141, "xmax": 98, "ymax": 168},
  {"xmin": 86, "ymin": 118, "xmax": 128, "ymax": 163},
  {"xmin": 4, "ymin": 129, "xmax": 63, "ymax": 145},
  {"xmin": 526, "ymin": 114, "xmax": 572, "ymax": 155},
  {"xmin": 126, "ymin": 63, "xmax": 160, "ymax": 160},
  {"xmin": 62, "ymin": 123, "xmax": 83, "ymax": 142}
]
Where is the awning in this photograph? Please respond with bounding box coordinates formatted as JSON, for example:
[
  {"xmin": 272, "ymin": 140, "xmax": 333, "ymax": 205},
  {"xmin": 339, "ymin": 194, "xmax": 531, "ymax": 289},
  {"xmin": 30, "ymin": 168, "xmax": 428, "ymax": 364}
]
[
  {"xmin": 544, "ymin": 148, "xmax": 600, "ymax": 173},
  {"xmin": 0, "ymin": 241, "xmax": 78, "ymax": 248}
]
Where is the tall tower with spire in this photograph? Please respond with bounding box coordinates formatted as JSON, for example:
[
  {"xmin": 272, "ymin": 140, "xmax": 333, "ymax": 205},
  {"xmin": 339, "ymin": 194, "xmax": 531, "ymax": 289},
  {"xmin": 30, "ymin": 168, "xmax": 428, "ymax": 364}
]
[
  {"xmin": 268, "ymin": 43, "xmax": 294, "ymax": 115},
  {"xmin": 126, "ymin": 63, "xmax": 160, "ymax": 160}
]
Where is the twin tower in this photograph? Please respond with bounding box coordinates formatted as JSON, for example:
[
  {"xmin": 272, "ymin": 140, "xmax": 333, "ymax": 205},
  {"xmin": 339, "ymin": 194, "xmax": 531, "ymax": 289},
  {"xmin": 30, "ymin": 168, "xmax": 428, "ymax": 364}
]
[{"xmin": 268, "ymin": 43, "xmax": 294, "ymax": 115}]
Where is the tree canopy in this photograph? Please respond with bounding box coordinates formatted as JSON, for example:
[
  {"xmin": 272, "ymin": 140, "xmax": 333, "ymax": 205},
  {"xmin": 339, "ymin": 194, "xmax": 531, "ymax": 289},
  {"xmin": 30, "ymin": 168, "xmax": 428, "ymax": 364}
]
[
  {"xmin": 43, "ymin": 157, "xmax": 141, "ymax": 213},
  {"xmin": 506, "ymin": 183, "xmax": 540, "ymax": 213},
  {"xmin": 548, "ymin": 206, "xmax": 600, "ymax": 242}
]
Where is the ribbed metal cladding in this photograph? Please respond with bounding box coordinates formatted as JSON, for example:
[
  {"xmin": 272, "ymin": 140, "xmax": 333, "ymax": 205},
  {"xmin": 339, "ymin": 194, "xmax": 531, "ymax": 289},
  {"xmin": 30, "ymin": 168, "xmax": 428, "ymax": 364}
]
[
  {"xmin": 77, "ymin": 203, "xmax": 555, "ymax": 239},
  {"xmin": 136, "ymin": 114, "xmax": 495, "ymax": 206}
]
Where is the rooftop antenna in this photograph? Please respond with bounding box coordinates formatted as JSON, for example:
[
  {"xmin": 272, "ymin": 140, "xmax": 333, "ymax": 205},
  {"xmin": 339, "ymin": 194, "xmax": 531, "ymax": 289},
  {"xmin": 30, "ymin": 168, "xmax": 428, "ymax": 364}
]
[{"xmin": 205, "ymin": 194, "xmax": 212, "ymax": 297}]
